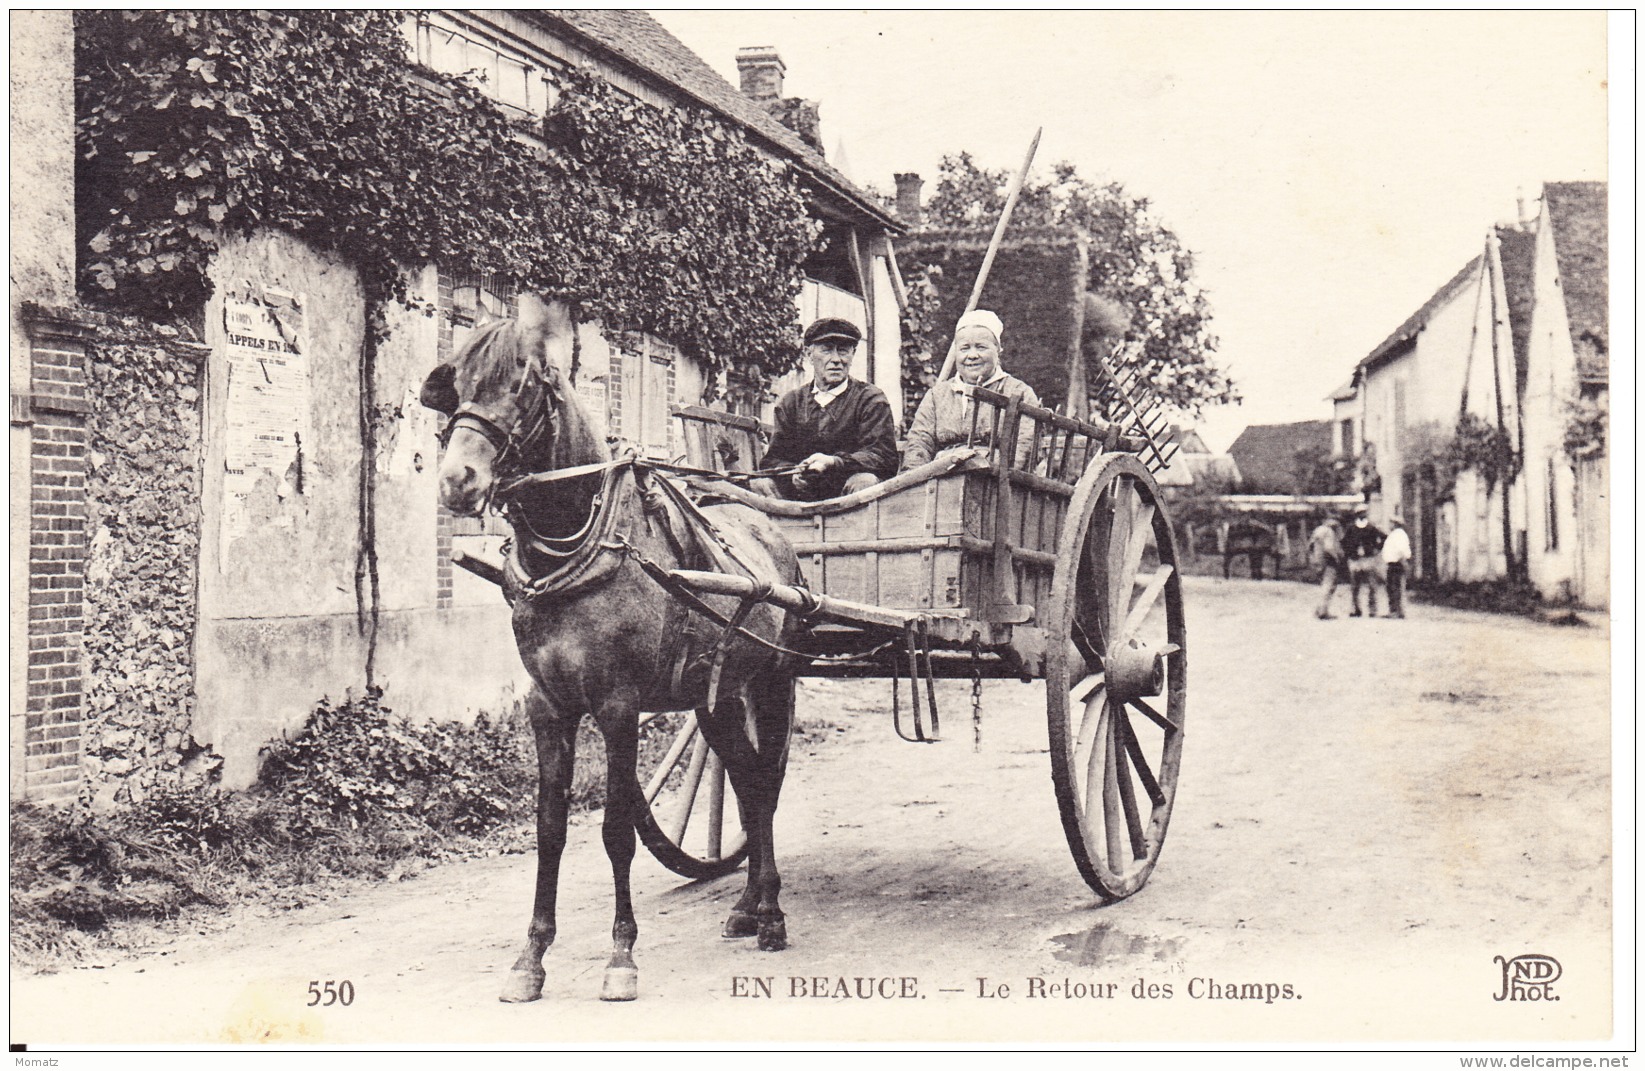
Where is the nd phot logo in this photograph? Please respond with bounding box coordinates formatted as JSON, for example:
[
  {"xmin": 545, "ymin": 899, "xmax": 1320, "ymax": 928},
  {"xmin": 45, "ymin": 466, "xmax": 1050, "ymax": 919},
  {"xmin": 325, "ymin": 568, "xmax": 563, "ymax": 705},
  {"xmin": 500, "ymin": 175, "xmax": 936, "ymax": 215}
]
[{"xmin": 1493, "ymin": 954, "xmax": 1561, "ymax": 1002}]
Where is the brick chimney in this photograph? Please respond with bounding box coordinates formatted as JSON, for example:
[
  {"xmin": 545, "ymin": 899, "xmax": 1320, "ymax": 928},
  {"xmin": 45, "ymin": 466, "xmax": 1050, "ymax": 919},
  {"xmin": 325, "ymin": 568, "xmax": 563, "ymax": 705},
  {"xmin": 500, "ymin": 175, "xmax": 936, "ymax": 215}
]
[
  {"xmin": 768, "ymin": 98, "xmax": 823, "ymax": 152},
  {"xmin": 736, "ymin": 46, "xmax": 785, "ymax": 102},
  {"xmin": 894, "ymin": 173, "xmax": 924, "ymax": 227}
]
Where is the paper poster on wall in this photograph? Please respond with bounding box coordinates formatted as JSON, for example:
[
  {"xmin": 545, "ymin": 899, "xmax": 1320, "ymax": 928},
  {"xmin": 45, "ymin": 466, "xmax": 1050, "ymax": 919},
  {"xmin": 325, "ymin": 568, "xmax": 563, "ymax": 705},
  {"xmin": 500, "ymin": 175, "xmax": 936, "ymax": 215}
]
[{"xmin": 219, "ymin": 287, "xmax": 311, "ymax": 558}]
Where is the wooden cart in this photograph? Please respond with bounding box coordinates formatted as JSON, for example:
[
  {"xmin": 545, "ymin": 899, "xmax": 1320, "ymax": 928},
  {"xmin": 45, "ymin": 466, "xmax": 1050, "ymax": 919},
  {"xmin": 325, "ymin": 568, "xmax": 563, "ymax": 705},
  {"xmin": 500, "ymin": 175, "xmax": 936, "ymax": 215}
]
[{"xmin": 632, "ymin": 387, "xmax": 1186, "ymax": 902}]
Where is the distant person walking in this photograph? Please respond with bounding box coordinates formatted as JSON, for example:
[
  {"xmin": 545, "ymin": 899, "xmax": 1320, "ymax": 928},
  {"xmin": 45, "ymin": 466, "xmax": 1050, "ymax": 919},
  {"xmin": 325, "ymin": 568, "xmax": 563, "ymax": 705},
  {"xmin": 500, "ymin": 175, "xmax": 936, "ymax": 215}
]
[
  {"xmin": 1307, "ymin": 515, "xmax": 1346, "ymax": 619},
  {"xmin": 1342, "ymin": 505, "xmax": 1386, "ymax": 617},
  {"xmin": 1381, "ymin": 515, "xmax": 1412, "ymax": 619}
]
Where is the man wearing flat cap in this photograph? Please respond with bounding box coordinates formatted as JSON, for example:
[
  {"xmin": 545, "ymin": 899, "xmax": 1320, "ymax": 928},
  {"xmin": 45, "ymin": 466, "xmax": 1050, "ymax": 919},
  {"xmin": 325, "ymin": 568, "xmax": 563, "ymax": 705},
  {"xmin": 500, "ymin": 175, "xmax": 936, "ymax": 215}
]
[{"xmin": 754, "ymin": 317, "xmax": 898, "ymax": 501}]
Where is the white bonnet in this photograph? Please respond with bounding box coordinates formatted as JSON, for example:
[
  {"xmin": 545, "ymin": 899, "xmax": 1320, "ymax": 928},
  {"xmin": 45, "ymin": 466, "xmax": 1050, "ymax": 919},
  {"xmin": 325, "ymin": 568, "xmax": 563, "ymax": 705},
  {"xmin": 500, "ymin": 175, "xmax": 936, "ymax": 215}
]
[{"xmin": 955, "ymin": 309, "xmax": 1004, "ymax": 344}]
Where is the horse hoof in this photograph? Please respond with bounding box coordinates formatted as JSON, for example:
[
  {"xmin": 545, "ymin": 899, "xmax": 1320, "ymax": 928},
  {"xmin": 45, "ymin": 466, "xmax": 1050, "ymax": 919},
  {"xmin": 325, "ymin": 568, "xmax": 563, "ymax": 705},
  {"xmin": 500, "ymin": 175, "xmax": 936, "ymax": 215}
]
[
  {"xmin": 600, "ymin": 966, "xmax": 639, "ymax": 1002},
  {"xmin": 757, "ymin": 919, "xmax": 788, "ymax": 952},
  {"xmin": 499, "ymin": 967, "xmax": 546, "ymax": 1003},
  {"xmin": 722, "ymin": 911, "xmax": 759, "ymax": 939}
]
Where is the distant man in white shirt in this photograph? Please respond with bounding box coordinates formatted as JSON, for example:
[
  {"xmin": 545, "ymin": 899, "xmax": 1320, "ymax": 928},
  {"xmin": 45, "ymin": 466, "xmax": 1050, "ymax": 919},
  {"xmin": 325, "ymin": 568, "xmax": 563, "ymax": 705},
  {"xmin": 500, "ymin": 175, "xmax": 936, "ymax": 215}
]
[{"xmin": 1381, "ymin": 514, "xmax": 1412, "ymax": 619}]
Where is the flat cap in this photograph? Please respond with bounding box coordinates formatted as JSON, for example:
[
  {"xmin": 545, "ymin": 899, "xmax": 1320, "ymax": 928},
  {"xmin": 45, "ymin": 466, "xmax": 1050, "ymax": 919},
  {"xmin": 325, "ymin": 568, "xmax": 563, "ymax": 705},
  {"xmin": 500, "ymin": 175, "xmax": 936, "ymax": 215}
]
[{"xmin": 803, "ymin": 317, "xmax": 862, "ymax": 346}]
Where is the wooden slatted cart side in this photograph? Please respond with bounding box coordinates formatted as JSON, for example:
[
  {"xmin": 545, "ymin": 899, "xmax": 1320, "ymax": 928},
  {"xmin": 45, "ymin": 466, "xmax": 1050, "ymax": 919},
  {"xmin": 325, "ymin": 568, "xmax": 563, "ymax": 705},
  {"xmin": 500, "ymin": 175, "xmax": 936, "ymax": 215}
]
[
  {"xmin": 672, "ymin": 404, "xmax": 770, "ymax": 473},
  {"xmin": 746, "ymin": 387, "xmax": 1120, "ymax": 629}
]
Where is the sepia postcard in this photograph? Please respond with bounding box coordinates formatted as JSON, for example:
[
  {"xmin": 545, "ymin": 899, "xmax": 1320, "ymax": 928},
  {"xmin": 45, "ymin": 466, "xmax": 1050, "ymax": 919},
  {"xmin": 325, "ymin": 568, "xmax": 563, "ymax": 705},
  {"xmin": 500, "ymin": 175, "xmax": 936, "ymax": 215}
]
[{"xmin": 9, "ymin": 8, "xmax": 1631, "ymax": 1060}]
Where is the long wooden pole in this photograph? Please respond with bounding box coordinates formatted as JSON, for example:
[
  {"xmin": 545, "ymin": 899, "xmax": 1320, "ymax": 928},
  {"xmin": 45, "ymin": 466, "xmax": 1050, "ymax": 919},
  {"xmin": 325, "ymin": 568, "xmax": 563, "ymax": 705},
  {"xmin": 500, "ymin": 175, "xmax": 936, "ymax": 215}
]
[{"xmin": 936, "ymin": 128, "xmax": 1042, "ymax": 382}]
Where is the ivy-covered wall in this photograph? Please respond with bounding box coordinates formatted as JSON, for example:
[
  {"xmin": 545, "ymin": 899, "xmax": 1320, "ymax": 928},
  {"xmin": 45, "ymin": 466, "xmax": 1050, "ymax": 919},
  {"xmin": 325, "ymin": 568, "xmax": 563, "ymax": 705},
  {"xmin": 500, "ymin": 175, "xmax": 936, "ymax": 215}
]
[
  {"xmin": 73, "ymin": 9, "xmax": 819, "ymax": 382},
  {"xmin": 82, "ymin": 318, "xmax": 209, "ymax": 802}
]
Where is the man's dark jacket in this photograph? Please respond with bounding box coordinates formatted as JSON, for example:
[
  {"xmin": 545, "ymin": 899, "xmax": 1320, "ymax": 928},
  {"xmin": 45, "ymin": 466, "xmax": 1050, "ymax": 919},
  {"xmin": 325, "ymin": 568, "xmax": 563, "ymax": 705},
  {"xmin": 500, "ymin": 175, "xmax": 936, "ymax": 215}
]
[
  {"xmin": 759, "ymin": 378, "xmax": 898, "ymax": 500},
  {"xmin": 1342, "ymin": 521, "xmax": 1385, "ymax": 562}
]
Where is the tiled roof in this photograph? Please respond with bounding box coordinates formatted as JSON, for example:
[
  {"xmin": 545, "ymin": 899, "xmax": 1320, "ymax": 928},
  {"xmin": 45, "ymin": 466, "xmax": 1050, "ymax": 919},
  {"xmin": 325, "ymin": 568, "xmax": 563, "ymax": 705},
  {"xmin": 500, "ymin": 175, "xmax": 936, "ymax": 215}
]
[
  {"xmin": 1544, "ymin": 181, "xmax": 1607, "ymax": 378},
  {"xmin": 1362, "ymin": 255, "xmax": 1483, "ymax": 371},
  {"xmin": 536, "ymin": 10, "xmax": 898, "ymax": 230},
  {"xmin": 1495, "ymin": 226, "xmax": 1537, "ymax": 390},
  {"xmin": 1227, "ymin": 420, "xmax": 1333, "ymax": 495}
]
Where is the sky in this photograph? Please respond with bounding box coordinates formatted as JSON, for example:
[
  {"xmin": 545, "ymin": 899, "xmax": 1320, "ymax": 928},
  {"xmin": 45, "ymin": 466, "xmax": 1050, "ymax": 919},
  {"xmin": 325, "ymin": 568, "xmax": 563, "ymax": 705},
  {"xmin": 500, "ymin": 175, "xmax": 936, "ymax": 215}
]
[{"xmin": 652, "ymin": 10, "xmax": 1612, "ymax": 450}]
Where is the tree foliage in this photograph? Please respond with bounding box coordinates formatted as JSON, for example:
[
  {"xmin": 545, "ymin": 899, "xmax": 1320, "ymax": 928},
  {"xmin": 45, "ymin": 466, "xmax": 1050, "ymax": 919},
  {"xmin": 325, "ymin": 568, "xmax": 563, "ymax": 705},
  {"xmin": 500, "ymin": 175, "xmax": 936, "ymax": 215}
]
[
  {"xmin": 74, "ymin": 10, "xmax": 818, "ymax": 377},
  {"xmin": 918, "ymin": 153, "xmax": 1238, "ymax": 417}
]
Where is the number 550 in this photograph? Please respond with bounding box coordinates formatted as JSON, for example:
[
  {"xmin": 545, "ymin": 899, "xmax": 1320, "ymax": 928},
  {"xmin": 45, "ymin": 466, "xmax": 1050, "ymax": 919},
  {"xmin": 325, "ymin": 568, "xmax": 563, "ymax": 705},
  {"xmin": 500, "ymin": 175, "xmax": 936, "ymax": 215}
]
[{"xmin": 307, "ymin": 980, "xmax": 355, "ymax": 1007}]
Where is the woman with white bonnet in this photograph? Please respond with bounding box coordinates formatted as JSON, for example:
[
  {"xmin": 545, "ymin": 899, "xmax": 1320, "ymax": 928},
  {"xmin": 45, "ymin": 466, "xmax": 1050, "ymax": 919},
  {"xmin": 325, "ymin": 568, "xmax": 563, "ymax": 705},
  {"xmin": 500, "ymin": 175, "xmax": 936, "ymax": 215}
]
[{"xmin": 901, "ymin": 309, "xmax": 1042, "ymax": 470}]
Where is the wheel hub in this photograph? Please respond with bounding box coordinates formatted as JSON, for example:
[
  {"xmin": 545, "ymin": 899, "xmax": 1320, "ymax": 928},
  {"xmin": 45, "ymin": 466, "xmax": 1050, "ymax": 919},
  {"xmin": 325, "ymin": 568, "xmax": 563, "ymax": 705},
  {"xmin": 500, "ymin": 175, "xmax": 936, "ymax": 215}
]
[{"xmin": 1106, "ymin": 637, "xmax": 1164, "ymax": 701}]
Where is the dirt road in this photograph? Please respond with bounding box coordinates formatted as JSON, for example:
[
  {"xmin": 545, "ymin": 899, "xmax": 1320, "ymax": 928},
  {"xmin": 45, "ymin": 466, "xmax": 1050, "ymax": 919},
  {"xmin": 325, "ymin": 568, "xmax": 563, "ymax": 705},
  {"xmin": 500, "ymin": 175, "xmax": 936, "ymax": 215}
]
[{"xmin": 12, "ymin": 577, "xmax": 1615, "ymax": 1046}]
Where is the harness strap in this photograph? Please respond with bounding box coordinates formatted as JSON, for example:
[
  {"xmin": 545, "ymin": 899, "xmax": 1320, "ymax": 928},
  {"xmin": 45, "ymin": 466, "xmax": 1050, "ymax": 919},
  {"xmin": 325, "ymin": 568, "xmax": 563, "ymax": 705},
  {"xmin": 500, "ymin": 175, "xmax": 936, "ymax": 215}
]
[{"xmin": 704, "ymin": 584, "xmax": 770, "ymax": 713}]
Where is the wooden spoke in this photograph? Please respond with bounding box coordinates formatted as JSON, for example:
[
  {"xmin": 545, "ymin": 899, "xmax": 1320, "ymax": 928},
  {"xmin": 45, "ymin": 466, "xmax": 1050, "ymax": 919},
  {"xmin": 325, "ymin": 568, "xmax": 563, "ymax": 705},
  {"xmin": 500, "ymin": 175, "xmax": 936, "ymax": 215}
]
[
  {"xmin": 1119, "ymin": 711, "xmax": 1166, "ymax": 807},
  {"xmin": 704, "ymin": 751, "xmax": 725, "ymax": 861},
  {"xmin": 1072, "ymin": 671, "xmax": 1105, "ymax": 704},
  {"xmin": 1115, "ymin": 496, "xmax": 1156, "ymax": 623},
  {"xmin": 1085, "ymin": 500, "xmax": 1114, "ymax": 641},
  {"xmin": 1119, "ymin": 565, "xmax": 1173, "ymax": 643},
  {"xmin": 1105, "ymin": 480, "xmax": 1137, "ymax": 620},
  {"xmin": 1130, "ymin": 697, "xmax": 1180, "ymax": 735},
  {"xmin": 1075, "ymin": 687, "xmax": 1107, "ymax": 784},
  {"xmin": 665, "ymin": 733, "xmax": 711, "ymax": 845},
  {"xmin": 1102, "ymin": 714, "xmax": 1126, "ymax": 873},
  {"xmin": 1081, "ymin": 698, "xmax": 1111, "ymax": 849},
  {"xmin": 644, "ymin": 716, "xmax": 697, "ymax": 803},
  {"xmin": 1113, "ymin": 709, "xmax": 1148, "ymax": 859},
  {"xmin": 1073, "ymin": 616, "xmax": 1103, "ymax": 663}
]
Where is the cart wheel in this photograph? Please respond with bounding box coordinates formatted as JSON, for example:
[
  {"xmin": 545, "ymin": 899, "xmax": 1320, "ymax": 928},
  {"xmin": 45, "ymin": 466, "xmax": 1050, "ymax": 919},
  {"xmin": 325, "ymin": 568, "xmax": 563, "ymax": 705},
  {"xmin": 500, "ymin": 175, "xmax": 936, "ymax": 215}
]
[
  {"xmin": 1046, "ymin": 453, "xmax": 1187, "ymax": 901},
  {"xmin": 634, "ymin": 688, "xmax": 781, "ymax": 880}
]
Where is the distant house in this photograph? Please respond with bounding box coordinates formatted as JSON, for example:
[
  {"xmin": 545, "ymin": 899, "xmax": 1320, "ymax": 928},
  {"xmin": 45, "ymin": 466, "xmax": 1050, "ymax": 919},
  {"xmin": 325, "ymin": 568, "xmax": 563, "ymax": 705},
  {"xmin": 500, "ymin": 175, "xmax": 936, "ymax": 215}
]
[
  {"xmin": 1331, "ymin": 181, "xmax": 1607, "ymax": 605},
  {"xmin": 1519, "ymin": 182, "xmax": 1608, "ymax": 607},
  {"xmin": 1227, "ymin": 420, "xmax": 1335, "ymax": 495},
  {"xmin": 1154, "ymin": 427, "xmax": 1241, "ymax": 495},
  {"xmin": 1327, "ymin": 378, "xmax": 1359, "ymax": 460}
]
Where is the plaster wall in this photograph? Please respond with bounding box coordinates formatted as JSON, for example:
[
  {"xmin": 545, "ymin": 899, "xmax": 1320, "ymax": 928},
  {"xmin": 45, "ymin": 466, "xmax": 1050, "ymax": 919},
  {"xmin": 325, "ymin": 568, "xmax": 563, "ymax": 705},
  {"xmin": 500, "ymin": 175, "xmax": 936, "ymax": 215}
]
[
  {"xmin": 1361, "ymin": 262, "xmax": 1513, "ymax": 581},
  {"xmin": 1519, "ymin": 209, "xmax": 1582, "ymax": 602},
  {"xmin": 194, "ymin": 232, "xmax": 525, "ymax": 786}
]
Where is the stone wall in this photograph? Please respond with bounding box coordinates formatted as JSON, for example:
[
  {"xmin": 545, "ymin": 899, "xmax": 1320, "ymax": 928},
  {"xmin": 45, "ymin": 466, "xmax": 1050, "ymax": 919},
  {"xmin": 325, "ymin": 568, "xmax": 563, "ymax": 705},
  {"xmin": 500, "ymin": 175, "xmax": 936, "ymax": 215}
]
[{"xmin": 82, "ymin": 320, "xmax": 211, "ymax": 800}]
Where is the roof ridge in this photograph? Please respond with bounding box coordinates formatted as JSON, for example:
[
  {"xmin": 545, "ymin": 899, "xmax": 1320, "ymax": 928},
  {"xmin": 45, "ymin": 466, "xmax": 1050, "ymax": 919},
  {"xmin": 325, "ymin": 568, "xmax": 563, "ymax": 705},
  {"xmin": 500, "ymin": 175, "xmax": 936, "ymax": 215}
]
[{"xmin": 537, "ymin": 10, "xmax": 896, "ymax": 229}]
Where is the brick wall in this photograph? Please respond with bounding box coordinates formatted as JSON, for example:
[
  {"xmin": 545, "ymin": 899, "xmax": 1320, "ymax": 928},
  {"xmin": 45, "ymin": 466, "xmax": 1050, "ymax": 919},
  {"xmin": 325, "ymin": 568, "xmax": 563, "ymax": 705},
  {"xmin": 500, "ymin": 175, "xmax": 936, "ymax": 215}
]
[
  {"xmin": 435, "ymin": 272, "xmax": 456, "ymax": 609},
  {"xmin": 18, "ymin": 305, "xmax": 96, "ymax": 802},
  {"xmin": 433, "ymin": 271, "xmax": 518, "ymax": 608}
]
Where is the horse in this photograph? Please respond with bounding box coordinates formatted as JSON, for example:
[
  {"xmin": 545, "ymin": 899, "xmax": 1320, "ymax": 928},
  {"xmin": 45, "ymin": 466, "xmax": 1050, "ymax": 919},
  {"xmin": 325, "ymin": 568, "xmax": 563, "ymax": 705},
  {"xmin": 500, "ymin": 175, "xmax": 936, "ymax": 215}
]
[{"xmin": 422, "ymin": 294, "xmax": 805, "ymax": 1003}]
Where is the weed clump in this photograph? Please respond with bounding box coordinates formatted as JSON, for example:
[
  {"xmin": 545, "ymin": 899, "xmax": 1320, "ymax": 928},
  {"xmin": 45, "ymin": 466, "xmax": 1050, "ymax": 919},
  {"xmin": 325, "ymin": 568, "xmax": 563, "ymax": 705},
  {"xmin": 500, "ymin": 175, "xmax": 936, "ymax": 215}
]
[{"xmin": 10, "ymin": 688, "xmax": 585, "ymax": 970}]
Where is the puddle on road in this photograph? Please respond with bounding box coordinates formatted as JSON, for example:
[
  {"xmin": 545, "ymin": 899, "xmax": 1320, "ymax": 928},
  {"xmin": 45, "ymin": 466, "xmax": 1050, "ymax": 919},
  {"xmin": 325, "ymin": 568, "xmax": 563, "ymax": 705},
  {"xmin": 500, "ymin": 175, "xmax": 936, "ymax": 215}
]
[{"xmin": 1050, "ymin": 923, "xmax": 1183, "ymax": 966}]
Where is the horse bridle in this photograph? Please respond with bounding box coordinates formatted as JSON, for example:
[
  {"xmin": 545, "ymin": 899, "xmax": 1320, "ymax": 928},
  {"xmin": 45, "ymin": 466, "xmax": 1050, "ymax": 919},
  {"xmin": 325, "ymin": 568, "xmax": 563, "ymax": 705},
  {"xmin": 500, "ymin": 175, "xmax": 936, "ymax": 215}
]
[{"xmin": 438, "ymin": 357, "xmax": 556, "ymax": 498}]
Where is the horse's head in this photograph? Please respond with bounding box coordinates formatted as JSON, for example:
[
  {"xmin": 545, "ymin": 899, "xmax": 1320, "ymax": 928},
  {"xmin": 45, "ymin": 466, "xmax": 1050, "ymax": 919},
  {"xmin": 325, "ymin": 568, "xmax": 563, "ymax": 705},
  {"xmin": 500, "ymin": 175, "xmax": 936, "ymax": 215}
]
[{"xmin": 422, "ymin": 294, "xmax": 595, "ymax": 516}]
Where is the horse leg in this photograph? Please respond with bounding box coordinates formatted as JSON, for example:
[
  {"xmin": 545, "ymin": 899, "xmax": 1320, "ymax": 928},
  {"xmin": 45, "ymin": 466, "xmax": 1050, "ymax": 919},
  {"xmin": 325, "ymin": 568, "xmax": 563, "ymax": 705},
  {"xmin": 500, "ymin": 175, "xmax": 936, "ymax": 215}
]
[
  {"xmin": 597, "ymin": 700, "xmax": 642, "ymax": 1001},
  {"xmin": 501, "ymin": 689, "xmax": 578, "ymax": 1003},
  {"xmin": 699, "ymin": 673, "xmax": 795, "ymax": 952},
  {"xmin": 712, "ymin": 693, "xmax": 762, "ymax": 940}
]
